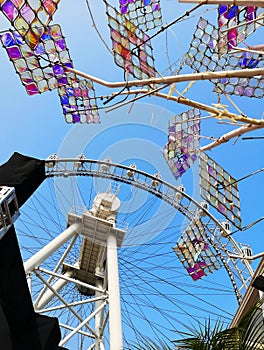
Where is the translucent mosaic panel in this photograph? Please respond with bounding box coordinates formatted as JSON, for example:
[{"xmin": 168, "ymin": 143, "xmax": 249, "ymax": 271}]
[
  {"xmin": 163, "ymin": 109, "xmax": 200, "ymax": 180},
  {"xmin": 185, "ymin": 17, "xmax": 227, "ymax": 73},
  {"xmin": 199, "ymin": 152, "xmax": 241, "ymax": 228},
  {"xmin": 185, "ymin": 17, "xmax": 264, "ymax": 98},
  {"xmin": 215, "ymin": 51, "xmax": 264, "ymax": 98},
  {"xmin": 58, "ymin": 79, "xmax": 100, "ymax": 124},
  {"xmin": 119, "ymin": 0, "xmax": 162, "ymax": 32},
  {"xmin": 0, "ymin": 24, "xmax": 74, "ymax": 95},
  {"xmin": 0, "ymin": 0, "xmax": 61, "ymax": 49},
  {"xmin": 173, "ymin": 219, "xmax": 222, "ymax": 281},
  {"xmin": 105, "ymin": 1, "xmax": 156, "ymax": 79},
  {"xmin": 218, "ymin": 6, "xmax": 264, "ymax": 55}
]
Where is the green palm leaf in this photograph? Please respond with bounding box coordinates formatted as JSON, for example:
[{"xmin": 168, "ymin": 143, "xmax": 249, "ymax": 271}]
[
  {"xmin": 126, "ymin": 297, "xmax": 264, "ymax": 350},
  {"xmin": 173, "ymin": 297, "xmax": 264, "ymax": 350}
]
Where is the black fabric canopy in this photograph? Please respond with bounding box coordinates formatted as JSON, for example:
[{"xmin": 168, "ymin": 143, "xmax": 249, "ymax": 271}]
[
  {"xmin": 0, "ymin": 226, "xmax": 42, "ymax": 350},
  {"xmin": 0, "ymin": 152, "xmax": 46, "ymax": 207},
  {"xmin": 0, "ymin": 153, "xmax": 68, "ymax": 350}
]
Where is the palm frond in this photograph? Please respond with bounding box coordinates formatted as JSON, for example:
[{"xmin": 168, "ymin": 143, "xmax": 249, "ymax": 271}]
[{"xmin": 173, "ymin": 297, "xmax": 264, "ymax": 350}]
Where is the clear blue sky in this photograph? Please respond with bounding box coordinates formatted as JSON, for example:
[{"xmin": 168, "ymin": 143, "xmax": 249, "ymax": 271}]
[{"xmin": 0, "ymin": 1, "xmax": 263, "ymax": 348}]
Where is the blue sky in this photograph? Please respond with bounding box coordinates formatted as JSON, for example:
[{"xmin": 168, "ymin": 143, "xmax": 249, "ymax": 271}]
[{"xmin": 0, "ymin": 0, "xmax": 264, "ymax": 348}]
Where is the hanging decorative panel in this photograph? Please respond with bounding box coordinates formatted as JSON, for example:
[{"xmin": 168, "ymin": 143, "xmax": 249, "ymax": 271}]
[
  {"xmin": 185, "ymin": 17, "xmax": 264, "ymax": 98},
  {"xmin": 215, "ymin": 50, "xmax": 264, "ymax": 98},
  {"xmin": 104, "ymin": 1, "xmax": 156, "ymax": 79},
  {"xmin": 174, "ymin": 218, "xmax": 222, "ymax": 281},
  {"xmin": 0, "ymin": 24, "xmax": 74, "ymax": 95},
  {"xmin": 58, "ymin": 78, "xmax": 100, "ymax": 124},
  {"xmin": 199, "ymin": 152, "xmax": 241, "ymax": 228},
  {"xmin": 119, "ymin": 0, "xmax": 162, "ymax": 31},
  {"xmin": 218, "ymin": 6, "xmax": 263, "ymax": 56},
  {"xmin": 163, "ymin": 109, "xmax": 200, "ymax": 180},
  {"xmin": 185, "ymin": 17, "xmax": 227, "ymax": 73},
  {"xmin": 0, "ymin": 0, "xmax": 61, "ymax": 49}
]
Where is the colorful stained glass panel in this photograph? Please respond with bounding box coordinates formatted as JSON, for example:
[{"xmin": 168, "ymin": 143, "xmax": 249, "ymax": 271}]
[
  {"xmin": 218, "ymin": 6, "xmax": 264, "ymax": 56},
  {"xmin": 0, "ymin": 0, "xmax": 61, "ymax": 48},
  {"xmin": 163, "ymin": 109, "xmax": 200, "ymax": 180},
  {"xmin": 199, "ymin": 152, "xmax": 241, "ymax": 228},
  {"xmin": 185, "ymin": 17, "xmax": 264, "ymax": 98},
  {"xmin": 119, "ymin": 0, "xmax": 162, "ymax": 31},
  {"xmin": 58, "ymin": 78, "xmax": 100, "ymax": 124},
  {"xmin": 215, "ymin": 51, "xmax": 264, "ymax": 98},
  {"xmin": 185, "ymin": 17, "xmax": 227, "ymax": 73},
  {"xmin": 104, "ymin": 0, "xmax": 156, "ymax": 79},
  {"xmin": 0, "ymin": 24, "xmax": 74, "ymax": 95},
  {"xmin": 174, "ymin": 218, "xmax": 222, "ymax": 281}
]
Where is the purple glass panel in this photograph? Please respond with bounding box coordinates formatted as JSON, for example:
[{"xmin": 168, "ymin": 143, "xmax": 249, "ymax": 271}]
[
  {"xmin": 120, "ymin": 6, "xmax": 128, "ymax": 13},
  {"xmin": 72, "ymin": 114, "xmax": 80, "ymax": 123},
  {"xmin": 34, "ymin": 43, "xmax": 45, "ymax": 55},
  {"xmin": 53, "ymin": 65, "xmax": 64, "ymax": 76},
  {"xmin": 57, "ymin": 76, "xmax": 68, "ymax": 85},
  {"xmin": 247, "ymin": 6, "xmax": 256, "ymax": 21},
  {"xmin": 55, "ymin": 39, "xmax": 66, "ymax": 51},
  {"xmin": 7, "ymin": 46, "xmax": 21, "ymax": 59},
  {"xmin": 219, "ymin": 5, "xmax": 228, "ymax": 15},
  {"xmin": 2, "ymin": 1, "xmax": 18, "ymax": 21}
]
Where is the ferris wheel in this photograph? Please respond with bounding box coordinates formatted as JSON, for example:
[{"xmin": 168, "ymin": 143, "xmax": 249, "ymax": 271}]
[
  {"xmin": 0, "ymin": 0, "xmax": 262, "ymax": 349},
  {"xmin": 11, "ymin": 155, "xmax": 254, "ymax": 350}
]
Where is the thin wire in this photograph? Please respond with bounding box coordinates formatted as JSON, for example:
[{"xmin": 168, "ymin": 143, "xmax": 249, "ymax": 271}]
[
  {"xmin": 120, "ymin": 256, "xmax": 234, "ymax": 318},
  {"xmin": 131, "ymin": 1, "xmax": 206, "ymax": 52},
  {"xmin": 105, "ymin": 83, "xmax": 171, "ymax": 113},
  {"xmin": 226, "ymin": 217, "xmax": 264, "ymax": 237},
  {"xmin": 103, "ymin": 70, "xmax": 130, "ymax": 105},
  {"xmin": 85, "ymin": 0, "xmax": 113, "ymax": 56},
  {"xmin": 218, "ymin": 167, "xmax": 264, "ymax": 190},
  {"xmin": 242, "ymin": 136, "xmax": 264, "ymax": 140}
]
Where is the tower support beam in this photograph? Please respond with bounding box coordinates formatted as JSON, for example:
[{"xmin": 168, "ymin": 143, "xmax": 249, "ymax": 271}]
[
  {"xmin": 24, "ymin": 223, "xmax": 81, "ymax": 274},
  {"xmin": 107, "ymin": 233, "xmax": 123, "ymax": 350}
]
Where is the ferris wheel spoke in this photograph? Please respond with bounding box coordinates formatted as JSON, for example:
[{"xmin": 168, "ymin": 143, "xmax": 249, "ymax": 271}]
[{"xmin": 9, "ymin": 157, "xmax": 254, "ymax": 348}]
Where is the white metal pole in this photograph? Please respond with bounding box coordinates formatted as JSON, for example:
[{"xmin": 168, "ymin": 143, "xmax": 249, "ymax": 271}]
[
  {"xmin": 95, "ymin": 277, "xmax": 105, "ymax": 350},
  {"xmin": 27, "ymin": 272, "xmax": 32, "ymax": 294},
  {"xmin": 39, "ymin": 295, "xmax": 107, "ymax": 313},
  {"xmin": 37, "ymin": 267, "xmax": 106, "ymax": 294},
  {"xmin": 35, "ymin": 271, "xmax": 73, "ymax": 311},
  {"xmin": 59, "ymin": 302, "xmax": 107, "ymax": 346},
  {"xmin": 34, "ymin": 234, "xmax": 78, "ymax": 308},
  {"xmin": 24, "ymin": 223, "xmax": 81, "ymax": 274},
  {"xmin": 34, "ymin": 269, "xmax": 97, "ymax": 337},
  {"xmin": 107, "ymin": 233, "xmax": 123, "ymax": 350}
]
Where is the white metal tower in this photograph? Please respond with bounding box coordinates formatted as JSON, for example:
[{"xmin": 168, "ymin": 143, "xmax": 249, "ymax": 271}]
[{"xmin": 25, "ymin": 185, "xmax": 126, "ymax": 350}]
